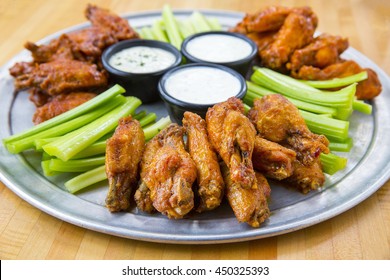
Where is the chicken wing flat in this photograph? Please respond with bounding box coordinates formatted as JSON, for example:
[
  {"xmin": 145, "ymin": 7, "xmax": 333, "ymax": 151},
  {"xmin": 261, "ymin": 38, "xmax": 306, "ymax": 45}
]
[
  {"xmin": 221, "ymin": 163, "xmax": 270, "ymax": 228},
  {"xmin": 260, "ymin": 11, "xmax": 317, "ymax": 71},
  {"xmin": 293, "ymin": 60, "xmax": 382, "ymax": 100},
  {"xmin": 105, "ymin": 116, "xmax": 145, "ymax": 212},
  {"xmin": 248, "ymin": 94, "xmax": 329, "ymax": 166},
  {"xmin": 252, "ymin": 135, "xmax": 296, "ymax": 180},
  {"xmin": 288, "ymin": 33, "xmax": 349, "ymax": 73},
  {"xmin": 86, "ymin": 4, "xmax": 139, "ymax": 41},
  {"xmin": 182, "ymin": 112, "xmax": 224, "ymax": 212},
  {"xmin": 135, "ymin": 124, "xmax": 197, "ymax": 219},
  {"xmin": 206, "ymin": 97, "xmax": 257, "ymax": 190},
  {"xmin": 14, "ymin": 59, "xmax": 108, "ymax": 96},
  {"xmin": 32, "ymin": 92, "xmax": 97, "ymax": 124}
]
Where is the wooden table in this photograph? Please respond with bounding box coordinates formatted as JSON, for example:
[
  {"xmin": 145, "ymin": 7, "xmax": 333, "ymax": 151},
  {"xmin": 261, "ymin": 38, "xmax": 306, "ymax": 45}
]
[{"xmin": 0, "ymin": 0, "xmax": 389, "ymax": 260}]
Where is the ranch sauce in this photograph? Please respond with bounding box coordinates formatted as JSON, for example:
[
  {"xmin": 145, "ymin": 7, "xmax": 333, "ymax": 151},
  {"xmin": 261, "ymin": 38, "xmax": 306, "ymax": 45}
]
[
  {"xmin": 186, "ymin": 34, "xmax": 253, "ymax": 63},
  {"xmin": 109, "ymin": 46, "xmax": 176, "ymax": 73},
  {"xmin": 164, "ymin": 66, "xmax": 242, "ymax": 105}
]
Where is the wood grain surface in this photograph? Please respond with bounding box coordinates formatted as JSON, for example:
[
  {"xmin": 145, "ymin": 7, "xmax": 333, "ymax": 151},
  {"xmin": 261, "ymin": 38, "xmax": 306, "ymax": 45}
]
[{"xmin": 0, "ymin": 0, "xmax": 389, "ymax": 260}]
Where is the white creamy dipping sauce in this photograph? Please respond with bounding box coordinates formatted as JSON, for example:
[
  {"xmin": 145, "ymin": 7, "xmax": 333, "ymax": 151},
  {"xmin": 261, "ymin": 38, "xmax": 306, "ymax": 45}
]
[
  {"xmin": 164, "ymin": 67, "xmax": 242, "ymax": 105},
  {"xmin": 186, "ymin": 34, "xmax": 253, "ymax": 63},
  {"xmin": 109, "ymin": 46, "xmax": 176, "ymax": 73}
]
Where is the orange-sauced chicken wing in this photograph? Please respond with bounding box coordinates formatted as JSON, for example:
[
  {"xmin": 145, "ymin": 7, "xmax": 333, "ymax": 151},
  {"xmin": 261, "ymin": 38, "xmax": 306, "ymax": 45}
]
[
  {"xmin": 105, "ymin": 116, "xmax": 145, "ymax": 212},
  {"xmin": 221, "ymin": 163, "xmax": 270, "ymax": 228},
  {"xmin": 32, "ymin": 92, "xmax": 97, "ymax": 124},
  {"xmin": 13, "ymin": 59, "xmax": 108, "ymax": 96},
  {"xmin": 134, "ymin": 124, "xmax": 197, "ymax": 219},
  {"xmin": 206, "ymin": 97, "xmax": 257, "ymax": 190},
  {"xmin": 287, "ymin": 33, "xmax": 349, "ymax": 73},
  {"xmin": 252, "ymin": 135, "xmax": 297, "ymax": 180},
  {"xmin": 285, "ymin": 159, "xmax": 325, "ymax": 194},
  {"xmin": 182, "ymin": 112, "xmax": 224, "ymax": 212},
  {"xmin": 248, "ymin": 94, "xmax": 329, "ymax": 166}
]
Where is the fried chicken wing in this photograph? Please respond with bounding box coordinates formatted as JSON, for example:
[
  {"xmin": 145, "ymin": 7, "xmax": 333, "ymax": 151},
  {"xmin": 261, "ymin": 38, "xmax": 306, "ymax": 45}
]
[
  {"xmin": 288, "ymin": 33, "xmax": 349, "ymax": 73},
  {"xmin": 86, "ymin": 4, "xmax": 139, "ymax": 41},
  {"xmin": 135, "ymin": 124, "xmax": 197, "ymax": 219},
  {"xmin": 248, "ymin": 94, "xmax": 329, "ymax": 166},
  {"xmin": 284, "ymin": 159, "xmax": 325, "ymax": 193},
  {"xmin": 260, "ymin": 11, "xmax": 317, "ymax": 71},
  {"xmin": 182, "ymin": 112, "xmax": 224, "ymax": 212},
  {"xmin": 32, "ymin": 92, "xmax": 97, "ymax": 124},
  {"xmin": 14, "ymin": 59, "xmax": 108, "ymax": 96},
  {"xmin": 221, "ymin": 163, "xmax": 270, "ymax": 228},
  {"xmin": 206, "ymin": 97, "xmax": 257, "ymax": 190},
  {"xmin": 293, "ymin": 60, "xmax": 382, "ymax": 100},
  {"xmin": 252, "ymin": 135, "xmax": 296, "ymax": 180},
  {"xmin": 105, "ymin": 116, "xmax": 145, "ymax": 212}
]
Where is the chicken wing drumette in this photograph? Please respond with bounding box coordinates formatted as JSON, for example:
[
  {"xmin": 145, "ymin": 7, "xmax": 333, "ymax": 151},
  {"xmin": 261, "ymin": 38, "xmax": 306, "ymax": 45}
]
[
  {"xmin": 134, "ymin": 124, "xmax": 197, "ymax": 219},
  {"xmin": 182, "ymin": 112, "xmax": 224, "ymax": 212},
  {"xmin": 105, "ymin": 116, "xmax": 145, "ymax": 212}
]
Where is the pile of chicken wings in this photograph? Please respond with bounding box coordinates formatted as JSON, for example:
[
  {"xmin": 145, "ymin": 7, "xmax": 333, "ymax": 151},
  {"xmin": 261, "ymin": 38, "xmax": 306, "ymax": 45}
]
[
  {"xmin": 106, "ymin": 96, "xmax": 329, "ymax": 227},
  {"xmin": 9, "ymin": 4, "xmax": 139, "ymax": 124},
  {"xmin": 231, "ymin": 5, "xmax": 382, "ymax": 100}
]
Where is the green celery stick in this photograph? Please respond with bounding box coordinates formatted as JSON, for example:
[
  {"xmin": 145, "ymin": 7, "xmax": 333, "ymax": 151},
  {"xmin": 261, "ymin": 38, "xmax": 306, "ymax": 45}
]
[
  {"xmin": 300, "ymin": 71, "xmax": 367, "ymax": 88},
  {"xmin": 162, "ymin": 4, "xmax": 183, "ymax": 49}
]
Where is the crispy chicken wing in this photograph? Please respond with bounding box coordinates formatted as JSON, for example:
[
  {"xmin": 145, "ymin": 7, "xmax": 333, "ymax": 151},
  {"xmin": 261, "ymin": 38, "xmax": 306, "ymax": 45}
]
[
  {"xmin": 182, "ymin": 112, "xmax": 224, "ymax": 212},
  {"xmin": 248, "ymin": 94, "xmax": 329, "ymax": 166},
  {"xmin": 206, "ymin": 97, "xmax": 257, "ymax": 190},
  {"xmin": 86, "ymin": 4, "xmax": 139, "ymax": 41},
  {"xmin": 32, "ymin": 92, "xmax": 97, "ymax": 124},
  {"xmin": 105, "ymin": 116, "xmax": 145, "ymax": 212},
  {"xmin": 221, "ymin": 163, "xmax": 270, "ymax": 228},
  {"xmin": 285, "ymin": 159, "xmax": 325, "ymax": 193},
  {"xmin": 260, "ymin": 11, "xmax": 317, "ymax": 71},
  {"xmin": 134, "ymin": 124, "xmax": 197, "ymax": 219},
  {"xmin": 293, "ymin": 60, "xmax": 382, "ymax": 100},
  {"xmin": 252, "ymin": 135, "xmax": 297, "ymax": 180},
  {"xmin": 288, "ymin": 33, "xmax": 349, "ymax": 73},
  {"xmin": 14, "ymin": 59, "xmax": 108, "ymax": 96}
]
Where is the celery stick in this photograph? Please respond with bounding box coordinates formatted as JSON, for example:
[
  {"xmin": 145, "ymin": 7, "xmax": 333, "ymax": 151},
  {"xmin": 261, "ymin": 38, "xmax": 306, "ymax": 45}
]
[
  {"xmin": 251, "ymin": 68, "xmax": 356, "ymax": 108},
  {"xmin": 178, "ymin": 19, "xmax": 196, "ymax": 38},
  {"xmin": 246, "ymin": 82, "xmax": 338, "ymax": 116},
  {"xmin": 43, "ymin": 97, "xmax": 141, "ymax": 161},
  {"xmin": 320, "ymin": 153, "xmax": 347, "ymax": 175},
  {"xmin": 353, "ymin": 99, "xmax": 372, "ymax": 115},
  {"xmin": 139, "ymin": 26, "xmax": 155, "ymax": 40},
  {"xmin": 49, "ymin": 156, "xmax": 105, "ymax": 173},
  {"xmin": 328, "ymin": 138, "xmax": 353, "ymax": 152},
  {"xmin": 300, "ymin": 71, "xmax": 367, "ymax": 88},
  {"xmin": 206, "ymin": 17, "xmax": 222, "ymax": 31},
  {"xmin": 151, "ymin": 20, "xmax": 169, "ymax": 42},
  {"xmin": 5, "ymin": 96, "xmax": 125, "ymax": 154},
  {"xmin": 41, "ymin": 160, "xmax": 61, "ymax": 177},
  {"xmin": 64, "ymin": 165, "xmax": 107, "ymax": 193},
  {"xmin": 299, "ymin": 110, "xmax": 349, "ymax": 141},
  {"xmin": 143, "ymin": 116, "xmax": 172, "ymax": 141},
  {"xmin": 3, "ymin": 84, "xmax": 125, "ymax": 144},
  {"xmin": 35, "ymin": 137, "xmax": 59, "ymax": 151},
  {"xmin": 133, "ymin": 110, "xmax": 146, "ymax": 120},
  {"xmin": 190, "ymin": 11, "xmax": 212, "ymax": 33},
  {"xmin": 139, "ymin": 112, "xmax": 157, "ymax": 127},
  {"xmin": 162, "ymin": 4, "xmax": 183, "ymax": 49}
]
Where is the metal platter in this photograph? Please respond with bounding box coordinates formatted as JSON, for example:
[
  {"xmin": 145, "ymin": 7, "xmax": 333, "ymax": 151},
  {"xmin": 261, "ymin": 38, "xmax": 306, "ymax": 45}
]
[{"xmin": 1, "ymin": 10, "xmax": 390, "ymax": 244}]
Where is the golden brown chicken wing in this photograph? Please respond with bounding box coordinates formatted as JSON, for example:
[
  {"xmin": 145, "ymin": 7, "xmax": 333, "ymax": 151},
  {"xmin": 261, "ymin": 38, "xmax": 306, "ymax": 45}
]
[
  {"xmin": 206, "ymin": 97, "xmax": 257, "ymax": 190},
  {"xmin": 134, "ymin": 124, "xmax": 197, "ymax": 219},
  {"xmin": 248, "ymin": 94, "xmax": 329, "ymax": 166},
  {"xmin": 32, "ymin": 92, "xmax": 97, "ymax": 124},
  {"xmin": 13, "ymin": 59, "xmax": 108, "ymax": 96},
  {"xmin": 182, "ymin": 112, "xmax": 224, "ymax": 212},
  {"xmin": 293, "ymin": 60, "xmax": 382, "ymax": 100},
  {"xmin": 105, "ymin": 116, "xmax": 145, "ymax": 212},
  {"xmin": 252, "ymin": 135, "xmax": 297, "ymax": 180},
  {"xmin": 221, "ymin": 163, "xmax": 270, "ymax": 228},
  {"xmin": 284, "ymin": 159, "xmax": 325, "ymax": 193}
]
